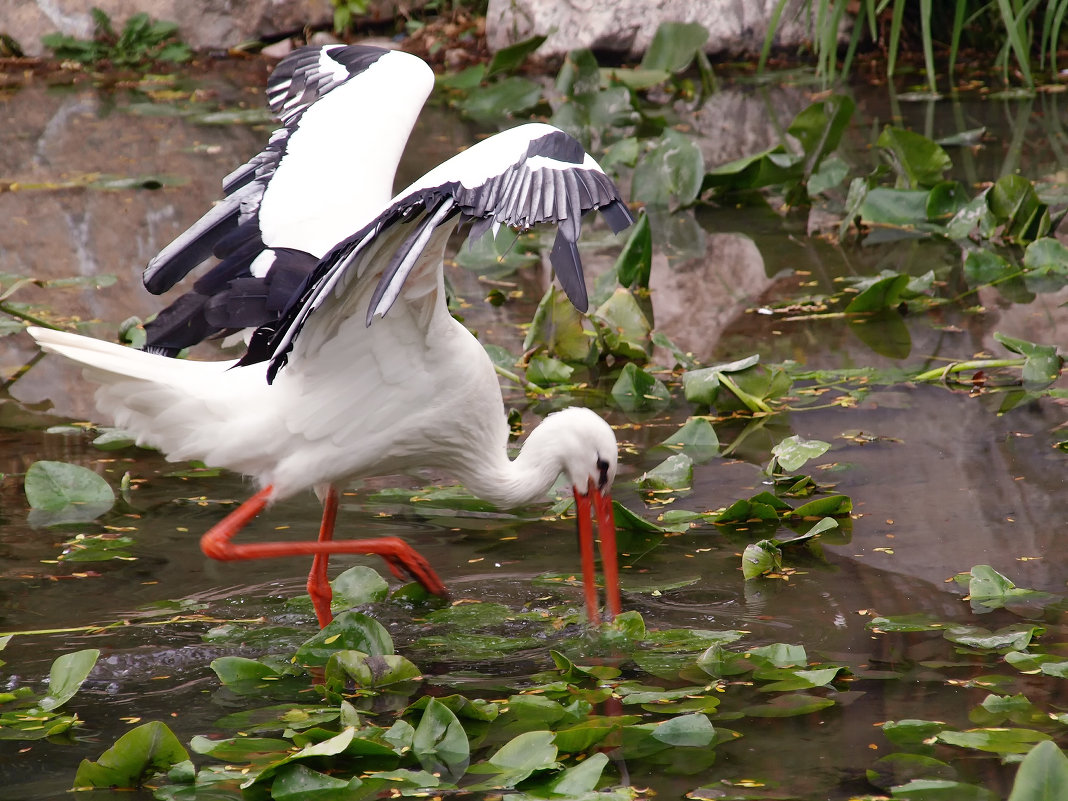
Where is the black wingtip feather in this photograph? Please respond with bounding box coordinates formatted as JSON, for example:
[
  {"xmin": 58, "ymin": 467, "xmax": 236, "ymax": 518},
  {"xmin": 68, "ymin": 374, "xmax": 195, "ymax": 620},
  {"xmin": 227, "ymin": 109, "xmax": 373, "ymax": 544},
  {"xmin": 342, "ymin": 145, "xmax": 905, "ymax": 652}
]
[
  {"xmin": 600, "ymin": 200, "xmax": 635, "ymax": 234},
  {"xmin": 550, "ymin": 230, "xmax": 588, "ymax": 312}
]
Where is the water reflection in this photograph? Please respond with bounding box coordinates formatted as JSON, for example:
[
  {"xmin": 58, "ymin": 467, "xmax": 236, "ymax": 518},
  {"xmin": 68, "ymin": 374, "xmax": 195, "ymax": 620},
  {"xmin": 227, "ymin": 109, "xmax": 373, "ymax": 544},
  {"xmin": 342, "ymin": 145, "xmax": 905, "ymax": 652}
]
[{"xmin": 1, "ymin": 65, "xmax": 1066, "ymax": 800}]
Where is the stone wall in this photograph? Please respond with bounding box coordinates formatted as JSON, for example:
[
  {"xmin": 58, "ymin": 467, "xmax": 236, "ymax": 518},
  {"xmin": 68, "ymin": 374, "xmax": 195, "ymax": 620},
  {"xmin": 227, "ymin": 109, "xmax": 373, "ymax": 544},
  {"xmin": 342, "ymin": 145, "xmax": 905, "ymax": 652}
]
[
  {"xmin": 4, "ymin": 0, "xmax": 336, "ymax": 57},
  {"xmin": 486, "ymin": 0, "xmax": 819, "ymax": 58},
  {"xmin": 6, "ymin": 0, "xmax": 823, "ymax": 59}
]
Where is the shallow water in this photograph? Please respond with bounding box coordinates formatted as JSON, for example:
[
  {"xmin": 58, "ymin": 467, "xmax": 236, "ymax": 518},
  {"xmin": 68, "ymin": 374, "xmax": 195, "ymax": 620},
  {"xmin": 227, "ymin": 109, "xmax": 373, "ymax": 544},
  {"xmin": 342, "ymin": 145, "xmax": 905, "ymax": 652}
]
[{"xmin": 1, "ymin": 62, "xmax": 1066, "ymax": 799}]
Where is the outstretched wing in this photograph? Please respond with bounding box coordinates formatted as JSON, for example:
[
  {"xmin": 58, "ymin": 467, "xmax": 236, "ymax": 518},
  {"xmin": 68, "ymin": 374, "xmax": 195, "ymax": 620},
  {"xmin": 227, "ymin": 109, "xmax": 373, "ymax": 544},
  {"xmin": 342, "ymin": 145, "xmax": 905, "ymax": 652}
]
[
  {"xmin": 141, "ymin": 45, "xmax": 430, "ymax": 355},
  {"xmin": 241, "ymin": 123, "xmax": 634, "ymax": 382}
]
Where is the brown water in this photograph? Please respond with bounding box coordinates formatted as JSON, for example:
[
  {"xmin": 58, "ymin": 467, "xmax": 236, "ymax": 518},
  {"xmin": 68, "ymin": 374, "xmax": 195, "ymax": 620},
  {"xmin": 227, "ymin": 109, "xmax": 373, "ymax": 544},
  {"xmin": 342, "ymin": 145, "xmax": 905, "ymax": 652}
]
[{"xmin": 1, "ymin": 64, "xmax": 1066, "ymax": 799}]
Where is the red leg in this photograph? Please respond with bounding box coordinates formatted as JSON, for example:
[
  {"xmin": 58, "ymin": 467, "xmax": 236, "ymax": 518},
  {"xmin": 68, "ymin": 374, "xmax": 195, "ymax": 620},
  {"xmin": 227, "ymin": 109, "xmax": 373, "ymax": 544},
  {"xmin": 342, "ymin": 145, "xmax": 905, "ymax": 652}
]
[
  {"xmin": 573, "ymin": 487, "xmax": 601, "ymax": 625},
  {"xmin": 200, "ymin": 484, "xmax": 448, "ymax": 627},
  {"xmin": 307, "ymin": 486, "xmax": 340, "ymax": 628}
]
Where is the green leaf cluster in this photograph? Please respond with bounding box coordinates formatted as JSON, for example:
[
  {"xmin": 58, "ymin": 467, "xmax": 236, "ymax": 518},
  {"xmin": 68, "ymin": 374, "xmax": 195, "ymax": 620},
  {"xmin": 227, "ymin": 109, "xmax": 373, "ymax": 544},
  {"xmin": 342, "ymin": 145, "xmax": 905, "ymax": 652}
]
[{"xmin": 42, "ymin": 8, "xmax": 191, "ymax": 67}]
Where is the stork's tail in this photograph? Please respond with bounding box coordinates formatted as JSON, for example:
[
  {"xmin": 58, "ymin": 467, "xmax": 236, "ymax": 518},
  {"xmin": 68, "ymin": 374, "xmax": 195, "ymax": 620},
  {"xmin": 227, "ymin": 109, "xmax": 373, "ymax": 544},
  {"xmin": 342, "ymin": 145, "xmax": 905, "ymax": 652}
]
[{"xmin": 26, "ymin": 327, "xmax": 260, "ymax": 469}]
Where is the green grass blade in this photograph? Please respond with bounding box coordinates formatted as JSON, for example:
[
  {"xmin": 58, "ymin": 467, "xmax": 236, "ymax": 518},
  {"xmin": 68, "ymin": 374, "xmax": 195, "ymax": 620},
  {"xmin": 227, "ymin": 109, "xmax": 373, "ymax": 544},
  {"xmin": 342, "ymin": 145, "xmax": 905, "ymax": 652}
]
[
  {"xmin": 949, "ymin": 0, "xmax": 967, "ymax": 84},
  {"xmin": 758, "ymin": 0, "xmax": 792, "ymax": 75},
  {"xmin": 995, "ymin": 0, "xmax": 1035, "ymax": 86},
  {"xmin": 919, "ymin": 0, "xmax": 937, "ymax": 93},
  {"xmin": 887, "ymin": 0, "xmax": 905, "ymax": 78}
]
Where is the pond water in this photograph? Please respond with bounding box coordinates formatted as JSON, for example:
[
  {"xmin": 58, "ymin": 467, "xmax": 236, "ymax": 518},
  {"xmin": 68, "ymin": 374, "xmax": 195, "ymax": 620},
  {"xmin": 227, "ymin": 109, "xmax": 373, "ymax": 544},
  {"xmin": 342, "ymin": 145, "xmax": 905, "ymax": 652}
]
[{"xmin": 1, "ymin": 59, "xmax": 1066, "ymax": 800}]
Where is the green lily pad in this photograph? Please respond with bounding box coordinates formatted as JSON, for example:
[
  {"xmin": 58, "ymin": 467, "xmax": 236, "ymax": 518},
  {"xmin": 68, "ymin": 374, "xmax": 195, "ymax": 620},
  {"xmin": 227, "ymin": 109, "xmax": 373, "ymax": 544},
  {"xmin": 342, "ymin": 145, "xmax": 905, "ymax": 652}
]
[
  {"xmin": 73, "ymin": 721, "xmax": 189, "ymax": 789},
  {"xmin": 611, "ymin": 363, "xmax": 670, "ymax": 413},
  {"xmin": 413, "ymin": 698, "xmax": 469, "ymax": 778},
  {"xmin": 877, "ymin": 126, "xmax": 951, "ymax": 188},
  {"xmin": 1007, "ymin": 740, "xmax": 1068, "ymax": 801},
  {"xmin": 294, "ymin": 612, "xmax": 394, "ymax": 667},
  {"xmin": 741, "ymin": 540, "xmax": 782, "ymax": 579},
  {"xmin": 889, "ymin": 779, "xmax": 998, "ymax": 800},
  {"xmin": 24, "ymin": 460, "xmax": 115, "ymax": 526},
  {"xmin": 651, "ymin": 713, "xmax": 715, "ymax": 747},
  {"xmin": 937, "ymin": 727, "xmax": 1051, "ymax": 755},
  {"xmin": 771, "ymin": 435, "xmax": 831, "ymax": 473},
  {"xmin": 524, "ymin": 286, "xmax": 593, "ymax": 363},
  {"xmin": 467, "ymin": 730, "xmax": 560, "ymax": 789},
  {"xmin": 993, "ymin": 332, "xmax": 1062, "ymax": 389},
  {"xmin": 638, "ymin": 454, "xmax": 693, "ymax": 492},
  {"xmin": 659, "ymin": 417, "xmax": 719, "ymax": 462},
  {"xmin": 741, "ymin": 693, "xmax": 835, "ymax": 718}
]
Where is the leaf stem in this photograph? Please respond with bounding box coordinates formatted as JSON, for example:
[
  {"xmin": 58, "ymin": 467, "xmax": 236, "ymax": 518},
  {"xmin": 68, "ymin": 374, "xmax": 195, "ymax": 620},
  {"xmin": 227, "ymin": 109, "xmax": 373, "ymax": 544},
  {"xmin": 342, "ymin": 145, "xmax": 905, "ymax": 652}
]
[{"xmin": 913, "ymin": 358, "xmax": 1024, "ymax": 382}]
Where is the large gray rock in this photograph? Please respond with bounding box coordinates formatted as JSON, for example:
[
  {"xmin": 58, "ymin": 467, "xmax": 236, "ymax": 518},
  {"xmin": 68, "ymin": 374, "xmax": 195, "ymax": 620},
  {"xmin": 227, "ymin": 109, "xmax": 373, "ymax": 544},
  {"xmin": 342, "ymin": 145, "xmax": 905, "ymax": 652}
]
[
  {"xmin": 487, "ymin": 0, "xmax": 817, "ymax": 58},
  {"xmin": 3, "ymin": 0, "xmax": 338, "ymax": 57}
]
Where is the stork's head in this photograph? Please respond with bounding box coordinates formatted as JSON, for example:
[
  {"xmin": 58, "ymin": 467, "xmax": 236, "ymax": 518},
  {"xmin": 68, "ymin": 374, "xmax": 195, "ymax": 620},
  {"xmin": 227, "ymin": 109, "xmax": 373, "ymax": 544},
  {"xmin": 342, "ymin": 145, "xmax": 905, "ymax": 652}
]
[
  {"xmin": 545, "ymin": 406, "xmax": 618, "ymax": 496},
  {"xmin": 540, "ymin": 407, "xmax": 620, "ymax": 623}
]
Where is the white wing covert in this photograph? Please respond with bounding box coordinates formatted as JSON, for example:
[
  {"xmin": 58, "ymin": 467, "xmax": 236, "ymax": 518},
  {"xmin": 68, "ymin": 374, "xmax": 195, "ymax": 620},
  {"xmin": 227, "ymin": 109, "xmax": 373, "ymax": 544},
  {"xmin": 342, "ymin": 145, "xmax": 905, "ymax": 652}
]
[
  {"xmin": 239, "ymin": 123, "xmax": 634, "ymax": 382},
  {"xmin": 141, "ymin": 45, "xmax": 420, "ymax": 356}
]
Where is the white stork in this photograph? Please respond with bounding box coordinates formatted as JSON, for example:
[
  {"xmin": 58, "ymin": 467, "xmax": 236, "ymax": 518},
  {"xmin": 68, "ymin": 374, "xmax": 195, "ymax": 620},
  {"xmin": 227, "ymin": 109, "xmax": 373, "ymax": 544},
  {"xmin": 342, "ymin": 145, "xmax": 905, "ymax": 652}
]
[{"xmin": 27, "ymin": 44, "xmax": 633, "ymax": 628}]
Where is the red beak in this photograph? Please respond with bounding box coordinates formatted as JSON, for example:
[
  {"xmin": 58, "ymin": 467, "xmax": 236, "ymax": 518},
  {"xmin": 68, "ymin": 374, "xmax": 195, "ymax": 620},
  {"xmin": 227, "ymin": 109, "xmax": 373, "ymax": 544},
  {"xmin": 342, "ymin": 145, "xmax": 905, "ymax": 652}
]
[{"xmin": 573, "ymin": 477, "xmax": 621, "ymax": 624}]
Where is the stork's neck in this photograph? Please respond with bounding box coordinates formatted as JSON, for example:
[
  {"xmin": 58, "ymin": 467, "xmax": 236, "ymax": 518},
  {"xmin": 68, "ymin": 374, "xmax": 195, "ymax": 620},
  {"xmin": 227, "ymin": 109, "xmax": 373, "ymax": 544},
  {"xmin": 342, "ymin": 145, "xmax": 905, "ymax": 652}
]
[
  {"xmin": 455, "ymin": 407, "xmax": 616, "ymax": 510},
  {"xmin": 458, "ymin": 420, "xmax": 568, "ymax": 509}
]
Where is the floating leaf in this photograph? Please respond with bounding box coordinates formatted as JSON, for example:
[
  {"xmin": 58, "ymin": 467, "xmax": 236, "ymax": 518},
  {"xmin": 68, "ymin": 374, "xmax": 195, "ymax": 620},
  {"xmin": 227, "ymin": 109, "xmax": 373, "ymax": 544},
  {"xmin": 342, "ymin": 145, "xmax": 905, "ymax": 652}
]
[
  {"xmin": 1021, "ymin": 237, "xmax": 1068, "ymax": 292},
  {"xmin": 651, "ymin": 713, "xmax": 715, "ymax": 747},
  {"xmin": 413, "ymin": 698, "xmax": 470, "ymax": 778},
  {"xmin": 24, "ymin": 460, "xmax": 115, "ymax": 525},
  {"xmin": 294, "ymin": 612, "xmax": 394, "ymax": 667},
  {"xmin": 638, "ymin": 454, "xmax": 693, "ymax": 492},
  {"xmin": 877, "ymin": 127, "xmax": 951, "ymax": 188},
  {"xmin": 40, "ymin": 649, "xmax": 99, "ymax": 711},
  {"xmin": 546, "ymin": 751, "xmax": 609, "ymax": 794},
  {"xmin": 742, "ymin": 694, "xmax": 835, "ymax": 718},
  {"xmin": 331, "ymin": 565, "xmax": 389, "ymax": 608},
  {"xmin": 73, "ymin": 721, "xmax": 188, "ymax": 789},
  {"xmin": 844, "ymin": 273, "xmax": 910, "ymax": 313},
  {"xmin": 526, "ymin": 354, "xmax": 575, "ymax": 387},
  {"xmin": 937, "ymin": 728, "xmax": 1050, "ymax": 755},
  {"xmin": 772, "ymin": 436, "xmax": 831, "ymax": 473},
  {"xmin": 682, "ymin": 355, "xmax": 760, "ymax": 406},
  {"xmin": 1007, "ymin": 740, "xmax": 1068, "ymax": 801},
  {"xmin": 659, "ymin": 417, "xmax": 719, "ymax": 463},
  {"xmin": 524, "ymin": 286, "xmax": 592, "ymax": 362},
  {"xmin": 742, "ymin": 540, "xmax": 782, "ymax": 579},
  {"xmin": 944, "ymin": 624, "xmax": 1042, "ymax": 652},
  {"xmin": 467, "ymin": 730, "xmax": 559, "ymax": 789},
  {"xmin": 993, "ymin": 332, "xmax": 1062, "ymax": 389},
  {"xmin": 269, "ymin": 764, "xmax": 362, "ymax": 801},
  {"xmin": 966, "ymin": 565, "xmax": 1058, "ymax": 614},
  {"xmin": 988, "ymin": 175, "xmax": 1050, "ymax": 244},
  {"xmin": 592, "ymin": 288, "xmax": 651, "ymax": 360},
  {"xmin": 791, "ymin": 494, "xmax": 852, "ymax": 517},
  {"xmin": 610, "ymin": 363, "xmax": 670, "ymax": 413},
  {"xmin": 325, "ymin": 650, "xmax": 421, "ymax": 689},
  {"xmin": 889, "ymin": 778, "xmax": 998, "ymax": 800},
  {"xmin": 964, "ymin": 249, "xmax": 1016, "ymax": 286}
]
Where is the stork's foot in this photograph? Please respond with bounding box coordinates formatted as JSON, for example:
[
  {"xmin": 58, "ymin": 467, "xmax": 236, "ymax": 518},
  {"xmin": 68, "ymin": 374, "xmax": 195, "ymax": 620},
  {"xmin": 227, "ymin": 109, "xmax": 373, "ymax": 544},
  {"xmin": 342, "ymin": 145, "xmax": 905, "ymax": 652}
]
[{"xmin": 375, "ymin": 537, "xmax": 448, "ymax": 598}]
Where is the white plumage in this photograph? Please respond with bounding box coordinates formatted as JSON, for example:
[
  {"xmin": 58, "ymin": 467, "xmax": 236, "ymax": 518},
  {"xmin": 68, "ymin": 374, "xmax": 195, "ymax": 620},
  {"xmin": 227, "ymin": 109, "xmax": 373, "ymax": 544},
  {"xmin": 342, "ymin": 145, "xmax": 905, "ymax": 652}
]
[{"xmin": 28, "ymin": 44, "xmax": 630, "ymax": 628}]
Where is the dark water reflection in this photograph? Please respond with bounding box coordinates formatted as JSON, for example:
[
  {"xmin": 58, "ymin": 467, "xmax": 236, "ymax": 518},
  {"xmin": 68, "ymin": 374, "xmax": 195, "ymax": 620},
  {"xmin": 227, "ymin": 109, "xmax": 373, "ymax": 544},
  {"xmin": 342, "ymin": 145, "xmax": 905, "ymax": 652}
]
[{"xmin": 1, "ymin": 65, "xmax": 1066, "ymax": 799}]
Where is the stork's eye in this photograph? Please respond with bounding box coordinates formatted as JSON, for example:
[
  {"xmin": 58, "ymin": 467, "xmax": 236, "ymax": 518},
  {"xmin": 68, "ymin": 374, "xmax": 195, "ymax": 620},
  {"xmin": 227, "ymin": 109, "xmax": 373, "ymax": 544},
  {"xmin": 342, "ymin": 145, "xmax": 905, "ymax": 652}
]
[{"xmin": 596, "ymin": 457, "xmax": 610, "ymax": 490}]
